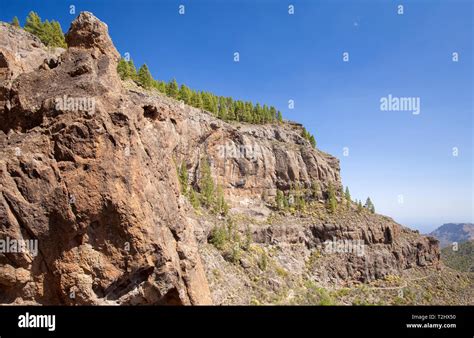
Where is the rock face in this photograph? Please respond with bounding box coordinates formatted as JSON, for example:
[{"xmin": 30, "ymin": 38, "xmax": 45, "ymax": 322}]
[
  {"xmin": 174, "ymin": 119, "xmax": 342, "ymax": 204},
  {"xmin": 0, "ymin": 12, "xmax": 441, "ymax": 305},
  {"xmin": 0, "ymin": 12, "xmax": 211, "ymax": 305}
]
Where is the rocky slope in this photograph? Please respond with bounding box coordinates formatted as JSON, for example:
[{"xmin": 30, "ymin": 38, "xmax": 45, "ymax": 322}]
[{"xmin": 0, "ymin": 12, "xmax": 449, "ymax": 305}]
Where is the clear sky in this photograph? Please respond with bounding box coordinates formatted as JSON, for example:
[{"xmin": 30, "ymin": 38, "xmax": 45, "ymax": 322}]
[{"xmin": 1, "ymin": 0, "xmax": 472, "ymax": 233}]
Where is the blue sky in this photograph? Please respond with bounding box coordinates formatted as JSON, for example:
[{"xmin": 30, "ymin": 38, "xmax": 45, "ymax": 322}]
[{"xmin": 1, "ymin": 0, "xmax": 472, "ymax": 233}]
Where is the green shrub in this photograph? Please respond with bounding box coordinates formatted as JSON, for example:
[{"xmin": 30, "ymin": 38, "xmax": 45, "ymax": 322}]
[
  {"xmin": 242, "ymin": 225, "xmax": 252, "ymax": 251},
  {"xmin": 199, "ymin": 158, "xmax": 215, "ymax": 208},
  {"xmin": 209, "ymin": 225, "xmax": 228, "ymax": 250},
  {"xmin": 258, "ymin": 251, "xmax": 268, "ymax": 271},
  {"xmin": 214, "ymin": 185, "xmax": 229, "ymax": 216},
  {"xmin": 228, "ymin": 243, "xmax": 242, "ymax": 263},
  {"xmin": 177, "ymin": 161, "xmax": 188, "ymax": 195},
  {"xmin": 327, "ymin": 182, "xmax": 337, "ymax": 213}
]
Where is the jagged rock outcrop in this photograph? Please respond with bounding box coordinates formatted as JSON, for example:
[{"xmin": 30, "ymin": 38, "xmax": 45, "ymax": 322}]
[
  {"xmin": 0, "ymin": 12, "xmax": 211, "ymax": 305},
  {"xmin": 0, "ymin": 12, "xmax": 441, "ymax": 305},
  {"xmin": 174, "ymin": 119, "xmax": 342, "ymax": 205}
]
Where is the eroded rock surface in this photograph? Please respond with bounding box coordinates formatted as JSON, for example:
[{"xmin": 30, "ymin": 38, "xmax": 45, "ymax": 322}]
[
  {"xmin": 0, "ymin": 12, "xmax": 210, "ymax": 305},
  {"xmin": 0, "ymin": 12, "xmax": 441, "ymax": 305}
]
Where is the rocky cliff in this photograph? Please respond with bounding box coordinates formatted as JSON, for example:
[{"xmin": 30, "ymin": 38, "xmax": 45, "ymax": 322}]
[{"xmin": 0, "ymin": 13, "xmax": 446, "ymax": 305}]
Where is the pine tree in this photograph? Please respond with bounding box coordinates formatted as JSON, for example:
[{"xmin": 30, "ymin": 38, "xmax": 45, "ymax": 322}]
[
  {"xmin": 344, "ymin": 187, "xmax": 351, "ymax": 205},
  {"xmin": 137, "ymin": 64, "xmax": 153, "ymax": 89},
  {"xmin": 214, "ymin": 185, "xmax": 229, "ymax": 215},
  {"xmin": 189, "ymin": 188, "xmax": 200, "ymax": 209},
  {"xmin": 312, "ymin": 180, "xmax": 320, "ymax": 200},
  {"xmin": 40, "ymin": 20, "xmax": 54, "ymax": 46},
  {"xmin": 199, "ymin": 158, "xmax": 215, "ymax": 208},
  {"xmin": 296, "ymin": 195, "xmax": 306, "ymax": 210},
  {"xmin": 277, "ymin": 111, "xmax": 283, "ymax": 122},
  {"xmin": 179, "ymin": 84, "xmax": 191, "ymax": 104},
  {"xmin": 283, "ymin": 193, "xmax": 289, "ymax": 208},
  {"xmin": 202, "ymin": 92, "xmax": 212, "ymax": 112},
  {"xmin": 365, "ymin": 197, "xmax": 375, "ymax": 214},
  {"xmin": 309, "ymin": 135, "xmax": 316, "ymax": 148},
  {"xmin": 243, "ymin": 101, "xmax": 253, "ymax": 122},
  {"xmin": 24, "ymin": 12, "xmax": 43, "ymax": 37},
  {"xmin": 50, "ymin": 21, "xmax": 67, "ymax": 48},
  {"xmin": 117, "ymin": 59, "xmax": 138, "ymax": 81},
  {"xmin": 191, "ymin": 91, "xmax": 204, "ymax": 109},
  {"xmin": 210, "ymin": 94, "xmax": 218, "ymax": 114},
  {"xmin": 200, "ymin": 92, "xmax": 208, "ymax": 110},
  {"xmin": 254, "ymin": 103, "xmax": 262, "ymax": 123},
  {"xmin": 178, "ymin": 161, "xmax": 188, "ymax": 195},
  {"xmin": 357, "ymin": 200, "xmax": 363, "ymax": 212},
  {"xmin": 117, "ymin": 58, "xmax": 130, "ymax": 80},
  {"xmin": 262, "ymin": 104, "xmax": 269, "ymax": 123},
  {"xmin": 167, "ymin": 79, "xmax": 179, "ymax": 98},
  {"xmin": 269, "ymin": 106, "xmax": 275, "ymax": 118},
  {"xmin": 24, "ymin": 12, "xmax": 66, "ymax": 48},
  {"xmin": 276, "ymin": 190, "xmax": 285, "ymax": 209},
  {"xmin": 218, "ymin": 97, "xmax": 228, "ymax": 120},
  {"xmin": 304, "ymin": 129, "xmax": 309, "ymax": 139},
  {"xmin": 153, "ymin": 80, "xmax": 166, "ymax": 93},
  {"xmin": 11, "ymin": 16, "xmax": 20, "ymax": 27},
  {"xmin": 327, "ymin": 182, "xmax": 337, "ymax": 213}
]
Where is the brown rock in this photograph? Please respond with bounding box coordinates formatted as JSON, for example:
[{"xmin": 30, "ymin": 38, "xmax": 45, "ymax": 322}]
[
  {"xmin": 0, "ymin": 12, "xmax": 441, "ymax": 306},
  {"xmin": 0, "ymin": 13, "xmax": 211, "ymax": 305}
]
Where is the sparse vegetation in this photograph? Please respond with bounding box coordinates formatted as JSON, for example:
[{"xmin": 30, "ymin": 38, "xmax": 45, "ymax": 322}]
[
  {"xmin": 258, "ymin": 251, "xmax": 268, "ymax": 271},
  {"xmin": 188, "ymin": 188, "xmax": 200, "ymax": 209},
  {"xmin": 199, "ymin": 158, "xmax": 215, "ymax": 208},
  {"xmin": 365, "ymin": 197, "xmax": 375, "ymax": 213},
  {"xmin": 301, "ymin": 127, "xmax": 317, "ymax": 148},
  {"xmin": 275, "ymin": 185, "xmax": 309, "ymax": 213},
  {"xmin": 275, "ymin": 189, "xmax": 285, "ymax": 209},
  {"xmin": 441, "ymin": 241, "xmax": 473, "ymax": 272},
  {"xmin": 357, "ymin": 199, "xmax": 363, "ymax": 212},
  {"xmin": 177, "ymin": 161, "xmax": 188, "ymax": 195},
  {"xmin": 242, "ymin": 225, "xmax": 252, "ymax": 251},
  {"xmin": 306, "ymin": 249, "xmax": 322, "ymax": 269},
  {"xmin": 327, "ymin": 182, "xmax": 337, "ymax": 213},
  {"xmin": 209, "ymin": 225, "xmax": 228, "ymax": 250},
  {"xmin": 117, "ymin": 58, "xmax": 285, "ymax": 125},
  {"xmin": 344, "ymin": 186, "xmax": 351, "ymax": 206},
  {"xmin": 294, "ymin": 281, "xmax": 335, "ymax": 305},
  {"xmin": 176, "ymin": 158, "xmax": 229, "ymax": 215},
  {"xmin": 208, "ymin": 218, "xmax": 253, "ymax": 265},
  {"xmin": 312, "ymin": 180, "xmax": 320, "ymax": 199}
]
